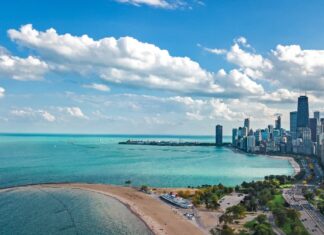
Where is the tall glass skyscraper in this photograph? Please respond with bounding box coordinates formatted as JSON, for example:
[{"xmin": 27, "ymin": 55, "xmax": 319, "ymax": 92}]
[
  {"xmin": 215, "ymin": 125, "xmax": 223, "ymax": 145},
  {"xmin": 244, "ymin": 118, "xmax": 250, "ymax": 131},
  {"xmin": 297, "ymin": 96, "xmax": 309, "ymax": 128},
  {"xmin": 314, "ymin": 111, "xmax": 320, "ymax": 121},
  {"xmin": 290, "ymin": 111, "xmax": 298, "ymax": 139}
]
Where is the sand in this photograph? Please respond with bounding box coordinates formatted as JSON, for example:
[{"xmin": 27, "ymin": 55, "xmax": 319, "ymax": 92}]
[{"xmin": 29, "ymin": 183, "xmax": 206, "ymax": 235}]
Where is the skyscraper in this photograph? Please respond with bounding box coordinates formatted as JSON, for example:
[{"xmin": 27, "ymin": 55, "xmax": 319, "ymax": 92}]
[
  {"xmin": 244, "ymin": 118, "xmax": 250, "ymax": 131},
  {"xmin": 290, "ymin": 111, "xmax": 298, "ymax": 139},
  {"xmin": 215, "ymin": 125, "xmax": 223, "ymax": 146},
  {"xmin": 309, "ymin": 118, "xmax": 318, "ymax": 142},
  {"xmin": 314, "ymin": 111, "xmax": 320, "ymax": 121},
  {"xmin": 232, "ymin": 128, "xmax": 238, "ymax": 146},
  {"xmin": 297, "ymin": 96, "xmax": 309, "ymax": 128},
  {"xmin": 275, "ymin": 115, "xmax": 281, "ymax": 130}
]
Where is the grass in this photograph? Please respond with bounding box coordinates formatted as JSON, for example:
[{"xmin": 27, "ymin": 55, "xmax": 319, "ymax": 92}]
[
  {"xmin": 267, "ymin": 194, "xmax": 309, "ymax": 235},
  {"xmin": 267, "ymin": 194, "xmax": 285, "ymax": 210},
  {"xmin": 280, "ymin": 184, "xmax": 293, "ymax": 189}
]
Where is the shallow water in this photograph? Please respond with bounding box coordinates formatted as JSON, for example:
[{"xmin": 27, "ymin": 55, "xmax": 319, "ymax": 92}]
[
  {"xmin": 0, "ymin": 134, "xmax": 294, "ymax": 188},
  {"xmin": 0, "ymin": 187, "xmax": 152, "ymax": 235}
]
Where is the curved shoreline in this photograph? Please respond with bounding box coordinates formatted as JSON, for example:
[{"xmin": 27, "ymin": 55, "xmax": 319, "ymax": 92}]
[
  {"xmin": 264, "ymin": 155, "xmax": 301, "ymax": 176},
  {"xmin": 227, "ymin": 146, "xmax": 301, "ymax": 176},
  {"xmin": 0, "ymin": 183, "xmax": 205, "ymax": 235}
]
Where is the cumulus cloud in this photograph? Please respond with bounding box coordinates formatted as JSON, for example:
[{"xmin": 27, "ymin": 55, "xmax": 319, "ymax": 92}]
[
  {"xmin": 0, "ymin": 48, "xmax": 48, "ymax": 81},
  {"xmin": 83, "ymin": 83, "xmax": 110, "ymax": 92},
  {"xmin": 203, "ymin": 37, "xmax": 324, "ymax": 103},
  {"xmin": 61, "ymin": 107, "xmax": 87, "ymax": 119},
  {"xmin": 216, "ymin": 69, "xmax": 265, "ymax": 96},
  {"xmin": 226, "ymin": 43, "xmax": 272, "ymax": 71},
  {"xmin": 8, "ymin": 24, "xmax": 222, "ymax": 95},
  {"xmin": 10, "ymin": 108, "xmax": 56, "ymax": 122},
  {"xmin": 271, "ymin": 44, "xmax": 324, "ymax": 91},
  {"xmin": 40, "ymin": 111, "xmax": 56, "ymax": 122}
]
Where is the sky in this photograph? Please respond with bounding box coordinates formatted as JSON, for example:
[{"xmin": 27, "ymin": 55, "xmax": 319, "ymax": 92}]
[{"xmin": 1, "ymin": 0, "xmax": 324, "ymax": 135}]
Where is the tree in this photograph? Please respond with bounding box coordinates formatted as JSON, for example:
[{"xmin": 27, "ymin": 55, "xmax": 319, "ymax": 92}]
[
  {"xmin": 256, "ymin": 214, "xmax": 267, "ymax": 224},
  {"xmin": 140, "ymin": 185, "xmax": 149, "ymax": 192},
  {"xmin": 253, "ymin": 223, "xmax": 274, "ymax": 235},
  {"xmin": 210, "ymin": 195, "xmax": 220, "ymax": 209}
]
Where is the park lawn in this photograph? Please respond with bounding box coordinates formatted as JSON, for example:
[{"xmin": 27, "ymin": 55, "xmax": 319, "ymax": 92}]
[
  {"xmin": 280, "ymin": 184, "xmax": 293, "ymax": 189},
  {"xmin": 268, "ymin": 194, "xmax": 309, "ymax": 235},
  {"xmin": 267, "ymin": 194, "xmax": 285, "ymax": 210}
]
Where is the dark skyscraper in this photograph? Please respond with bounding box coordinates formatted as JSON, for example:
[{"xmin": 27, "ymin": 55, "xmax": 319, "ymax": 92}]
[
  {"xmin": 297, "ymin": 96, "xmax": 309, "ymax": 128},
  {"xmin": 309, "ymin": 118, "xmax": 318, "ymax": 142},
  {"xmin": 244, "ymin": 118, "xmax": 250, "ymax": 131},
  {"xmin": 275, "ymin": 115, "xmax": 281, "ymax": 130},
  {"xmin": 290, "ymin": 111, "xmax": 298, "ymax": 139},
  {"xmin": 215, "ymin": 125, "xmax": 223, "ymax": 145},
  {"xmin": 314, "ymin": 111, "xmax": 320, "ymax": 121},
  {"xmin": 232, "ymin": 128, "xmax": 237, "ymax": 145}
]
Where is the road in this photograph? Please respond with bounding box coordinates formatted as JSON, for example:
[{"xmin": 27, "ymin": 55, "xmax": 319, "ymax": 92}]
[
  {"xmin": 283, "ymin": 185, "xmax": 324, "ymax": 235},
  {"xmin": 267, "ymin": 213, "xmax": 285, "ymax": 235}
]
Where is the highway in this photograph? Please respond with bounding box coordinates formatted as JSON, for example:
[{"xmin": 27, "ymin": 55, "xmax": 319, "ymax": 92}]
[{"xmin": 283, "ymin": 185, "xmax": 324, "ymax": 235}]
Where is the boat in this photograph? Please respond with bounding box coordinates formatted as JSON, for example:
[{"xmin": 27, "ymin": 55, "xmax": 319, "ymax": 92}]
[{"xmin": 160, "ymin": 193, "xmax": 193, "ymax": 209}]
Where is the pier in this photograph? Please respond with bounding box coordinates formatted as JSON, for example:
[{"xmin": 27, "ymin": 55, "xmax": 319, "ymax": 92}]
[{"xmin": 118, "ymin": 139, "xmax": 230, "ymax": 147}]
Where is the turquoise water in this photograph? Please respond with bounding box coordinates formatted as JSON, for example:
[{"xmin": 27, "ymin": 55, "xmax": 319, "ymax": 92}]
[
  {"xmin": 0, "ymin": 187, "xmax": 152, "ymax": 235},
  {"xmin": 0, "ymin": 134, "xmax": 294, "ymax": 188}
]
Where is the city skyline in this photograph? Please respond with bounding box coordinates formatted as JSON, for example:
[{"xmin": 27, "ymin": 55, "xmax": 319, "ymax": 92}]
[{"xmin": 1, "ymin": 1, "xmax": 324, "ymax": 135}]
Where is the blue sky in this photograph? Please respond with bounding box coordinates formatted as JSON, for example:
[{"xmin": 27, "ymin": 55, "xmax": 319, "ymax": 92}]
[{"xmin": 1, "ymin": 0, "xmax": 324, "ymax": 135}]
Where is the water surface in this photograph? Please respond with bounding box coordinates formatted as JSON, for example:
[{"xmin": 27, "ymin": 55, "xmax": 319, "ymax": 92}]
[
  {"xmin": 0, "ymin": 134, "xmax": 294, "ymax": 188},
  {"xmin": 0, "ymin": 187, "xmax": 152, "ymax": 235}
]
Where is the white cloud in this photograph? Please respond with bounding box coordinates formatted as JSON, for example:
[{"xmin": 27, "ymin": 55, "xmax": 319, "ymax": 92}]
[
  {"xmin": 186, "ymin": 111, "xmax": 204, "ymax": 120},
  {"xmin": 83, "ymin": 83, "xmax": 110, "ymax": 92},
  {"xmin": 0, "ymin": 87, "xmax": 5, "ymax": 98},
  {"xmin": 226, "ymin": 42, "xmax": 272, "ymax": 71},
  {"xmin": 10, "ymin": 108, "xmax": 56, "ymax": 122},
  {"xmin": 115, "ymin": 0, "xmax": 200, "ymax": 9},
  {"xmin": 8, "ymin": 24, "xmax": 222, "ymax": 95},
  {"xmin": 63, "ymin": 107, "xmax": 87, "ymax": 119},
  {"xmin": 0, "ymin": 49, "xmax": 48, "ymax": 81},
  {"xmin": 271, "ymin": 44, "xmax": 324, "ymax": 91},
  {"xmin": 40, "ymin": 111, "xmax": 56, "ymax": 122},
  {"xmin": 204, "ymin": 37, "xmax": 324, "ymax": 96},
  {"xmin": 260, "ymin": 89, "xmax": 299, "ymax": 103},
  {"xmin": 216, "ymin": 69, "xmax": 265, "ymax": 95},
  {"xmin": 116, "ymin": 0, "xmax": 171, "ymax": 8}
]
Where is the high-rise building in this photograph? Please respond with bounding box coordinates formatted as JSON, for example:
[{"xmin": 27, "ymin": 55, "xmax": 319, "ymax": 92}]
[
  {"xmin": 242, "ymin": 127, "xmax": 248, "ymax": 137},
  {"xmin": 232, "ymin": 128, "xmax": 238, "ymax": 146},
  {"xmin": 247, "ymin": 135, "xmax": 256, "ymax": 152},
  {"xmin": 254, "ymin": 129, "xmax": 262, "ymax": 143},
  {"xmin": 314, "ymin": 111, "xmax": 320, "ymax": 121},
  {"xmin": 290, "ymin": 111, "xmax": 297, "ymax": 132},
  {"xmin": 297, "ymin": 96, "xmax": 309, "ymax": 128},
  {"xmin": 309, "ymin": 118, "xmax": 318, "ymax": 142},
  {"xmin": 275, "ymin": 115, "xmax": 281, "ymax": 130},
  {"xmin": 244, "ymin": 118, "xmax": 250, "ymax": 131},
  {"xmin": 215, "ymin": 125, "xmax": 223, "ymax": 146}
]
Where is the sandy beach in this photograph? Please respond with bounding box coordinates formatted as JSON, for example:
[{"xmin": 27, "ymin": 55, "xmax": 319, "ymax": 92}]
[{"xmin": 24, "ymin": 183, "xmax": 205, "ymax": 235}]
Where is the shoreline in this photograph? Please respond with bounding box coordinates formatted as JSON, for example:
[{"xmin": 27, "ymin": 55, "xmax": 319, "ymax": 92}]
[
  {"xmin": 227, "ymin": 146, "xmax": 301, "ymax": 176},
  {"xmin": 0, "ymin": 183, "xmax": 205, "ymax": 235}
]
